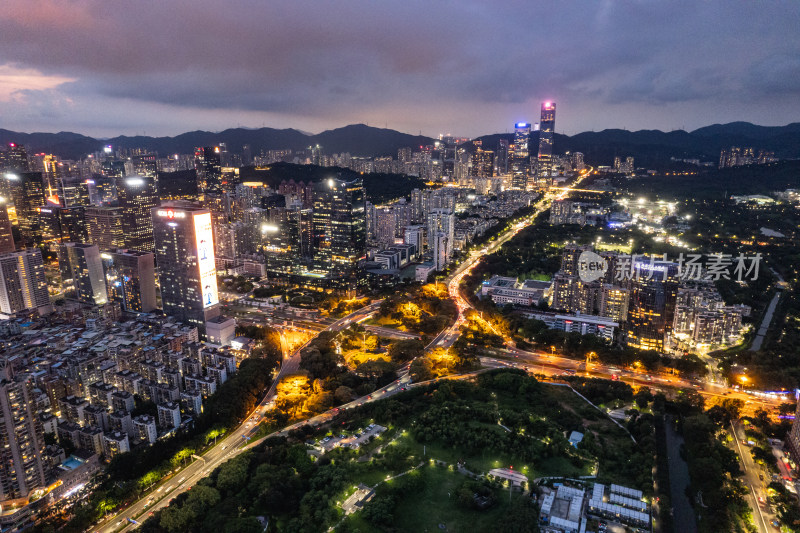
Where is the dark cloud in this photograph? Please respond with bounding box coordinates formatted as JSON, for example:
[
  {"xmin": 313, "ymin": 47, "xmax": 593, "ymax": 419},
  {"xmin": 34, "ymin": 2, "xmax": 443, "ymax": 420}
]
[{"xmin": 0, "ymin": 0, "xmax": 798, "ymax": 136}]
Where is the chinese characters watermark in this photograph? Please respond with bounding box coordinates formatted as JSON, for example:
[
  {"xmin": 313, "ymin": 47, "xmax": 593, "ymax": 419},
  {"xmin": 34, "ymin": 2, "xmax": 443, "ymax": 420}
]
[{"xmin": 577, "ymin": 250, "xmax": 762, "ymax": 283}]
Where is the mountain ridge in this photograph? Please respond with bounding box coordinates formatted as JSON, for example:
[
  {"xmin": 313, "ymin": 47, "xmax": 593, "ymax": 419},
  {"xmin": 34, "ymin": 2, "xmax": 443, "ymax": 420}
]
[{"xmin": 1, "ymin": 122, "xmax": 798, "ymax": 165}]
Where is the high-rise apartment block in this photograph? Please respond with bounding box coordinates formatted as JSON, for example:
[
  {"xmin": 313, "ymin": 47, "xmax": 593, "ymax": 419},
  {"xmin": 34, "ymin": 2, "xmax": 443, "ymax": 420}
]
[
  {"xmin": 0, "ymin": 250, "xmax": 50, "ymax": 316},
  {"xmin": 0, "ymin": 375, "xmax": 46, "ymax": 501}
]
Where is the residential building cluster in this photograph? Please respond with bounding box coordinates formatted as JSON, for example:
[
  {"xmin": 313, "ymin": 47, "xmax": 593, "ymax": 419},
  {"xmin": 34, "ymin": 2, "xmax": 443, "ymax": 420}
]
[
  {"xmin": 0, "ymin": 310, "xmax": 248, "ymax": 527},
  {"xmin": 485, "ymin": 244, "xmax": 748, "ymax": 353},
  {"xmin": 719, "ymin": 146, "xmax": 777, "ymax": 168}
]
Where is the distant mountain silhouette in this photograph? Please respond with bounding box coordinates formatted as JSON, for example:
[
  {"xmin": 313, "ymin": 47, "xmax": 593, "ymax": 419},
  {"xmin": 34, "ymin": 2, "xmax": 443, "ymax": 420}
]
[{"xmin": 1, "ymin": 122, "xmax": 798, "ymax": 166}]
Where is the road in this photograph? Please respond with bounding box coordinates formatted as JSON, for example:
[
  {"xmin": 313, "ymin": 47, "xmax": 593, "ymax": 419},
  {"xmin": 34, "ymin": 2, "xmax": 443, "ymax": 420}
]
[
  {"xmin": 431, "ymin": 168, "xmax": 593, "ymax": 351},
  {"xmin": 730, "ymin": 421, "xmax": 776, "ymax": 533},
  {"xmin": 97, "ymin": 301, "xmax": 384, "ymax": 533}
]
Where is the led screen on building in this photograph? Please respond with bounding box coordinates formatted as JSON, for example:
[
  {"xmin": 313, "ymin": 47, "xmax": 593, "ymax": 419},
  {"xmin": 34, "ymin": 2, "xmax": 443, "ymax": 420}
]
[{"xmin": 193, "ymin": 212, "xmax": 219, "ymax": 308}]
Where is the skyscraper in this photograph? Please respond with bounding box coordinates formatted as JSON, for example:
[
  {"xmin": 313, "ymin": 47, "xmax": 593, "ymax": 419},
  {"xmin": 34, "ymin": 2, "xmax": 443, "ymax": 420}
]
[
  {"xmin": 471, "ymin": 145, "xmax": 494, "ymax": 178},
  {"xmin": 311, "ymin": 178, "xmax": 366, "ymax": 280},
  {"xmin": 427, "ymin": 208, "xmax": 455, "ymax": 268},
  {"xmin": 0, "ymin": 250, "xmax": 50, "ymax": 315},
  {"xmin": 511, "ymin": 122, "xmax": 531, "ymax": 190},
  {"xmin": 536, "ymin": 101, "xmax": 556, "ymax": 185},
  {"xmin": 5, "ymin": 171, "xmax": 44, "ymax": 246},
  {"xmin": 0, "ymin": 374, "xmax": 46, "ymax": 501},
  {"xmin": 58, "ymin": 243, "xmax": 109, "ymax": 305},
  {"xmin": 195, "ymin": 147, "xmax": 222, "ymax": 194},
  {"xmin": 624, "ymin": 258, "xmax": 680, "ymax": 352},
  {"xmin": 116, "ymin": 175, "xmax": 159, "ymax": 252},
  {"xmin": 103, "ymin": 249, "xmax": 157, "ymax": 313},
  {"xmin": 85, "ymin": 206, "xmax": 125, "ymax": 250},
  {"xmin": 152, "ymin": 204, "xmax": 221, "ymax": 335},
  {"xmin": 0, "ymin": 143, "xmax": 29, "ymax": 174},
  {"xmin": 0, "ymin": 198, "xmax": 14, "ymax": 254},
  {"xmin": 39, "ymin": 205, "xmax": 87, "ymax": 246}
]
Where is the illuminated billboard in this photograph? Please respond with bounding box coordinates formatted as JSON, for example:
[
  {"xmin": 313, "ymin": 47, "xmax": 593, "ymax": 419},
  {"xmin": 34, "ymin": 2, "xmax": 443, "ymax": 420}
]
[{"xmin": 193, "ymin": 212, "xmax": 219, "ymax": 308}]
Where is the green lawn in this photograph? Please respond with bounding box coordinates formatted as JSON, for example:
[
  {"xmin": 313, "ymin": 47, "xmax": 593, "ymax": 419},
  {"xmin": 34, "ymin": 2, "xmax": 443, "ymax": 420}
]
[
  {"xmin": 392, "ymin": 432, "xmax": 587, "ymax": 480},
  {"xmin": 391, "ymin": 466, "xmax": 526, "ymax": 533}
]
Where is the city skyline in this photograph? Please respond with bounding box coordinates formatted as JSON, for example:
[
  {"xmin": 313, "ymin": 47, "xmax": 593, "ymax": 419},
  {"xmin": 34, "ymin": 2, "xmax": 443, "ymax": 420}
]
[{"xmin": 1, "ymin": 1, "xmax": 799, "ymax": 137}]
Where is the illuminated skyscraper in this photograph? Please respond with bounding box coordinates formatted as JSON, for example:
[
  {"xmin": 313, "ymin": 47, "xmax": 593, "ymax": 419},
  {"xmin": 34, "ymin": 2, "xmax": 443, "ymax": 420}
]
[
  {"xmin": 0, "ymin": 143, "xmax": 29, "ymax": 173},
  {"xmin": 624, "ymin": 258, "xmax": 680, "ymax": 352},
  {"xmin": 471, "ymin": 145, "xmax": 494, "ymax": 178},
  {"xmin": 511, "ymin": 122, "xmax": 531, "ymax": 190},
  {"xmin": 4, "ymin": 171, "xmax": 44, "ymax": 246},
  {"xmin": 195, "ymin": 147, "xmax": 222, "ymax": 193},
  {"xmin": 116, "ymin": 176, "xmax": 159, "ymax": 252},
  {"xmin": 536, "ymin": 101, "xmax": 556, "ymax": 185},
  {"xmin": 39, "ymin": 205, "xmax": 86, "ymax": 246},
  {"xmin": 85, "ymin": 206, "xmax": 125, "ymax": 250},
  {"xmin": 102, "ymin": 249, "xmax": 157, "ymax": 313},
  {"xmin": 0, "ymin": 374, "xmax": 46, "ymax": 501},
  {"xmin": 58, "ymin": 243, "xmax": 109, "ymax": 305},
  {"xmin": 0, "ymin": 250, "xmax": 50, "ymax": 315},
  {"xmin": 311, "ymin": 178, "xmax": 366, "ymax": 280},
  {"xmin": 0, "ymin": 198, "xmax": 14, "ymax": 254},
  {"xmin": 152, "ymin": 204, "xmax": 221, "ymax": 335}
]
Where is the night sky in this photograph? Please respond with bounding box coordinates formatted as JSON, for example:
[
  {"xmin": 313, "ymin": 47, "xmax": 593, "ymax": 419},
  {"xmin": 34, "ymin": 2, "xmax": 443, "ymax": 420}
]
[{"xmin": 1, "ymin": 1, "xmax": 798, "ymax": 138}]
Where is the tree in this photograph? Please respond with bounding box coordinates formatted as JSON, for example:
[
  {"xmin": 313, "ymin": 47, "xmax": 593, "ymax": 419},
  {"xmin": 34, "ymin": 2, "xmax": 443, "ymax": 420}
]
[
  {"xmin": 388, "ymin": 339, "xmax": 425, "ymax": 363},
  {"xmin": 334, "ymin": 386, "xmax": 356, "ymax": 403},
  {"xmin": 634, "ymin": 388, "xmax": 654, "ymax": 409},
  {"xmin": 216, "ymin": 454, "xmax": 250, "ymax": 494}
]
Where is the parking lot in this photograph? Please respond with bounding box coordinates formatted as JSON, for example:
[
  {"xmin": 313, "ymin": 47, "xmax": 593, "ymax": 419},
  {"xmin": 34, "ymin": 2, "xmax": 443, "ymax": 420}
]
[{"xmin": 317, "ymin": 424, "xmax": 387, "ymax": 452}]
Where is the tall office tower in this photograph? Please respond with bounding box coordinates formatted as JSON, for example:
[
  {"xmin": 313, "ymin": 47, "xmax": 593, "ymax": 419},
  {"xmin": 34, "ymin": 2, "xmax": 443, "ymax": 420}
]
[
  {"xmin": 427, "ymin": 208, "xmax": 455, "ymax": 263},
  {"xmin": 242, "ymin": 144, "xmax": 253, "ymax": 166},
  {"xmin": 85, "ymin": 206, "xmax": 125, "ymax": 250},
  {"xmin": 496, "ymin": 139, "xmax": 509, "ymax": 175},
  {"xmin": 511, "ymin": 122, "xmax": 531, "ymax": 190},
  {"xmin": 131, "ymin": 153, "xmax": 158, "ymax": 179},
  {"xmin": 0, "ymin": 199, "xmax": 14, "ymax": 254},
  {"xmin": 32, "ymin": 154, "xmax": 62, "ymax": 198},
  {"xmin": 0, "ymin": 375, "xmax": 46, "ymax": 501},
  {"xmin": 0, "ymin": 250, "xmax": 50, "ymax": 315},
  {"xmin": 116, "ymin": 176, "xmax": 158, "ymax": 252},
  {"xmin": 152, "ymin": 204, "xmax": 221, "ymax": 335},
  {"xmin": 195, "ymin": 147, "xmax": 222, "ymax": 193},
  {"xmin": 536, "ymin": 101, "xmax": 556, "ymax": 185},
  {"xmin": 58, "ymin": 243, "xmax": 109, "ymax": 305},
  {"xmin": 624, "ymin": 258, "xmax": 680, "ymax": 352},
  {"xmin": 0, "ymin": 143, "xmax": 29, "ymax": 173},
  {"xmin": 103, "ymin": 250, "xmax": 157, "ymax": 313},
  {"xmin": 471, "ymin": 145, "xmax": 495, "ymax": 178},
  {"xmin": 57, "ymin": 176, "xmax": 91, "ymax": 207},
  {"xmin": 39, "ymin": 205, "xmax": 87, "ymax": 246},
  {"xmin": 5, "ymin": 171, "xmax": 44, "ymax": 246},
  {"xmin": 311, "ymin": 177, "xmax": 366, "ymax": 279}
]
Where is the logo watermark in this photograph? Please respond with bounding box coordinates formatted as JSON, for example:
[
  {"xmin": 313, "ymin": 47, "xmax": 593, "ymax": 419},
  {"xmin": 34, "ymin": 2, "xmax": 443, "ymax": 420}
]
[{"xmin": 577, "ymin": 251, "xmax": 763, "ymax": 283}]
